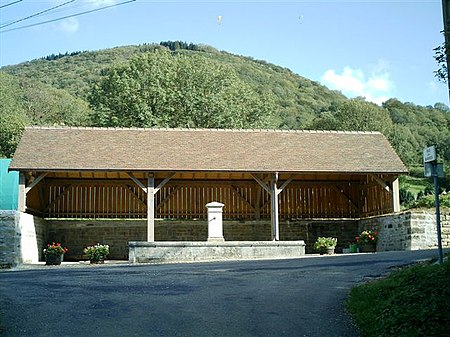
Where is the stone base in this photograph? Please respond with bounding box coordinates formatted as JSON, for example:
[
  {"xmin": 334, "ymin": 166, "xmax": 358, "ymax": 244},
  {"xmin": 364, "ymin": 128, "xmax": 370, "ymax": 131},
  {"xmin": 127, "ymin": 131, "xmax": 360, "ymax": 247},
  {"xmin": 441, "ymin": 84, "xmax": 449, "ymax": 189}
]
[
  {"xmin": 207, "ymin": 237, "xmax": 225, "ymax": 242},
  {"xmin": 128, "ymin": 241, "xmax": 306, "ymax": 263}
]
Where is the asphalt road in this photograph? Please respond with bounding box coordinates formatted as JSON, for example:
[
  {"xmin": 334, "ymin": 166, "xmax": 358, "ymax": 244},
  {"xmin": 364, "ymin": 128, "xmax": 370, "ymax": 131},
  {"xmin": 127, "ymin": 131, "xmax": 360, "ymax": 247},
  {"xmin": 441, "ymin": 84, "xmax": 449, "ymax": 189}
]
[{"xmin": 0, "ymin": 250, "xmax": 443, "ymax": 337}]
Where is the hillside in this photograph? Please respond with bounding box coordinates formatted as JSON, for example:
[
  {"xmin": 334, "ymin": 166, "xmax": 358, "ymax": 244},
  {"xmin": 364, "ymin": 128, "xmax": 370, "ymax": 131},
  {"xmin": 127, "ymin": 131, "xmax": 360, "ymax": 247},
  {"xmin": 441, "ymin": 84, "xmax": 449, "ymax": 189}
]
[
  {"xmin": 1, "ymin": 42, "xmax": 346, "ymax": 129},
  {"xmin": 1, "ymin": 41, "xmax": 449, "ymax": 197}
]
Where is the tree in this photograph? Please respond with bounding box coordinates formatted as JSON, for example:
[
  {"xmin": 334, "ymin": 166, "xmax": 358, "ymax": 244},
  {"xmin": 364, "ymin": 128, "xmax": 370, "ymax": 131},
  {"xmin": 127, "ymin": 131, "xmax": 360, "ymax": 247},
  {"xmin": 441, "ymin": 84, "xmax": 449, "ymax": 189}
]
[
  {"xmin": 89, "ymin": 49, "xmax": 278, "ymax": 129},
  {"xmin": 310, "ymin": 98, "xmax": 393, "ymax": 135},
  {"xmin": 0, "ymin": 73, "xmax": 27, "ymax": 158},
  {"xmin": 434, "ymin": 40, "xmax": 448, "ymax": 84}
]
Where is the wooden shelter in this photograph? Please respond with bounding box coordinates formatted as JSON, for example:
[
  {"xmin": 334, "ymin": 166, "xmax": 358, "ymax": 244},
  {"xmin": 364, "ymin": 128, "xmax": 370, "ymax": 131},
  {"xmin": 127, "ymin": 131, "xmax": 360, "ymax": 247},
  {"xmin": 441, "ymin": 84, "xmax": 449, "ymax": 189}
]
[{"xmin": 9, "ymin": 127, "xmax": 407, "ymax": 242}]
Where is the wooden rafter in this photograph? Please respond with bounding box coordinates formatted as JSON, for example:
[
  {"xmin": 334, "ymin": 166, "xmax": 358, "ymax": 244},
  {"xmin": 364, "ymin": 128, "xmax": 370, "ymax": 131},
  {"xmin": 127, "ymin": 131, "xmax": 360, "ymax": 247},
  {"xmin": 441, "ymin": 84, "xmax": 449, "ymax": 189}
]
[
  {"xmin": 231, "ymin": 185, "xmax": 256, "ymax": 211},
  {"xmin": 332, "ymin": 185, "xmax": 359, "ymax": 211},
  {"xmin": 25, "ymin": 172, "xmax": 48, "ymax": 194},
  {"xmin": 156, "ymin": 185, "xmax": 181, "ymax": 211},
  {"xmin": 125, "ymin": 185, "xmax": 147, "ymax": 208},
  {"xmin": 43, "ymin": 185, "xmax": 72, "ymax": 213}
]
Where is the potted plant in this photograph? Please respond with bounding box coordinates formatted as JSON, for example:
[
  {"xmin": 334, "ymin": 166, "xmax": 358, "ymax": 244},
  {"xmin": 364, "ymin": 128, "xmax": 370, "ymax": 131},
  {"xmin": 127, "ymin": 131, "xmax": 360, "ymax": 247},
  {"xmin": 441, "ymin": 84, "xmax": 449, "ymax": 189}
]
[
  {"xmin": 84, "ymin": 243, "xmax": 110, "ymax": 264},
  {"xmin": 348, "ymin": 242, "xmax": 358, "ymax": 253},
  {"xmin": 43, "ymin": 242, "xmax": 68, "ymax": 265},
  {"xmin": 314, "ymin": 237, "xmax": 338, "ymax": 255},
  {"xmin": 356, "ymin": 230, "xmax": 378, "ymax": 252}
]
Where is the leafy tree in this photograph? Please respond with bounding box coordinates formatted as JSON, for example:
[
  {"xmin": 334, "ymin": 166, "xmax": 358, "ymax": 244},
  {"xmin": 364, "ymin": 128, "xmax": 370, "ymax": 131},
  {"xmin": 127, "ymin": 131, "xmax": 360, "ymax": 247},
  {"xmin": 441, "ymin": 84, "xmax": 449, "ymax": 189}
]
[
  {"xmin": 0, "ymin": 73, "xmax": 27, "ymax": 157},
  {"xmin": 89, "ymin": 49, "xmax": 279, "ymax": 129},
  {"xmin": 310, "ymin": 98, "xmax": 393, "ymax": 135}
]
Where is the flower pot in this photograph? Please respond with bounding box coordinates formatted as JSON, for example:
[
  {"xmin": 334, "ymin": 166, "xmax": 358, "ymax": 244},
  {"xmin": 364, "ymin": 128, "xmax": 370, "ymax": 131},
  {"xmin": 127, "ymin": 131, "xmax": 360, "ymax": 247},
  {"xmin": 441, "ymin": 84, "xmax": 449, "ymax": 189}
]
[
  {"xmin": 90, "ymin": 259, "xmax": 105, "ymax": 264},
  {"xmin": 45, "ymin": 254, "xmax": 63, "ymax": 265},
  {"xmin": 360, "ymin": 243, "xmax": 376, "ymax": 253},
  {"xmin": 319, "ymin": 247, "xmax": 335, "ymax": 255},
  {"xmin": 349, "ymin": 244, "xmax": 358, "ymax": 253}
]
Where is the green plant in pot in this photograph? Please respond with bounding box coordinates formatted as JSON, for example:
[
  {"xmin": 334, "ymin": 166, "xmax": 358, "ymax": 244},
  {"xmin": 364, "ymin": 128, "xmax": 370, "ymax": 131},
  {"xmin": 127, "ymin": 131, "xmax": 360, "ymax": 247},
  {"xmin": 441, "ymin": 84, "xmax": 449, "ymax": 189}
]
[
  {"xmin": 356, "ymin": 230, "xmax": 378, "ymax": 253},
  {"xmin": 314, "ymin": 237, "xmax": 337, "ymax": 255},
  {"xmin": 43, "ymin": 242, "xmax": 68, "ymax": 265},
  {"xmin": 84, "ymin": 243, "xmax": 109, "ymax": 264}
]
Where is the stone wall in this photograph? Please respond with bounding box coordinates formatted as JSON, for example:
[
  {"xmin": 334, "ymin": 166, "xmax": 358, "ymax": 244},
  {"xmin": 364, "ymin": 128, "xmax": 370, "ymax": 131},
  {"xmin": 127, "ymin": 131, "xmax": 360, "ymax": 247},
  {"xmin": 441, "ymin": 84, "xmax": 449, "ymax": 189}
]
[
  {"xmin": 46, "ymin": 218, "xmax": 359, "ymax": 260},
  {"xmin": 3, "ymin": 210, "xmax": 448, "ymax": 266},
  {"xmin": 0, "ymin": 211, "xmax": 46, "ymax": 268},
  {"xmin": 359, "ymin": 211, "xmax": 450, "ymax": 251}
]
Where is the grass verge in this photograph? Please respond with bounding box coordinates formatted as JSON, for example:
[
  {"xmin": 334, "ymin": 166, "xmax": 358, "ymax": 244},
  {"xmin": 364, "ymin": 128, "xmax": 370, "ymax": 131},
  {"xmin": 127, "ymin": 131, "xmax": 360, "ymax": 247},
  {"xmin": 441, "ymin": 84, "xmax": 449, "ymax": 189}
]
[{"xmin": 347, "ymin": 258, "xmax": 450, "ymax": 337}]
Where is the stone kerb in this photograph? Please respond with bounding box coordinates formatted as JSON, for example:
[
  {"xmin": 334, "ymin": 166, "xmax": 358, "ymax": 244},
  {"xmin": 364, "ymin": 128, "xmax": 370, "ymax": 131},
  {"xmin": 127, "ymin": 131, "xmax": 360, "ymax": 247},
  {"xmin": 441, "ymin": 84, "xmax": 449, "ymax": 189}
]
[{"xmin": 128, "ymin": 241, "xmax": 306, "ymax": 263}]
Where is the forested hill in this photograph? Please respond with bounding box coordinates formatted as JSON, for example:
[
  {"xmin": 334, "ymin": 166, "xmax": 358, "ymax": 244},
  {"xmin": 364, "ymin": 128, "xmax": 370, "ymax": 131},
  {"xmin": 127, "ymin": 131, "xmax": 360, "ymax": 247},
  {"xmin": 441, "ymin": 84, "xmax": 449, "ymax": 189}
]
[{"xmin": 1, "ymin": 41, "xmax": 449, "ymax": 178}]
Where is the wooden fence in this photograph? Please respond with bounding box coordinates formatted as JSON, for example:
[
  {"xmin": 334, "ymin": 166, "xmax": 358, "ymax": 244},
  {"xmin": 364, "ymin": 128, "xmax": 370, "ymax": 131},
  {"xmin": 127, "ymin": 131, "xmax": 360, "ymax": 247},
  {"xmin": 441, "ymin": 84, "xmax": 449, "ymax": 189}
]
[{"xmin": 41, "ymin": 179, "xmax": 392, "ymax": 219}]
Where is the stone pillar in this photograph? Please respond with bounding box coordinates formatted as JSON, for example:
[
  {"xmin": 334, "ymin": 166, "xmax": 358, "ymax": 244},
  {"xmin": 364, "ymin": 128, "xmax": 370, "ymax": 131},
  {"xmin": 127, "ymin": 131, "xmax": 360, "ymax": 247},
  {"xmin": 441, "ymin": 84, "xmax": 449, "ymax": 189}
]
[{"xmin": 206, "ymin": 202, "xmax": 225, "ymax": 242}]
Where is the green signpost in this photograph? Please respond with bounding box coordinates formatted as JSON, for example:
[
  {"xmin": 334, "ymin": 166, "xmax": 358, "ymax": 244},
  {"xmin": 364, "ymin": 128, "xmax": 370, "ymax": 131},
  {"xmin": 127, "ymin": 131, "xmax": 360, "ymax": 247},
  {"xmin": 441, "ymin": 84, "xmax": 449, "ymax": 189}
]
[{"xmin": 423, "ymin": 146, "xmax": 445, "ymax": 264}]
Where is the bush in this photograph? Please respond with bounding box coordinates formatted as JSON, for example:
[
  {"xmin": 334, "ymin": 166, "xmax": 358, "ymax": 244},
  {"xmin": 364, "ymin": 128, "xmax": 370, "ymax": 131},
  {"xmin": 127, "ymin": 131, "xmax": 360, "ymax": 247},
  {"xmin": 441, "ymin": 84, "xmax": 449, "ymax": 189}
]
[{"xmin": 347, "ymin": 259, "xmax": 450, "ymax": 337}]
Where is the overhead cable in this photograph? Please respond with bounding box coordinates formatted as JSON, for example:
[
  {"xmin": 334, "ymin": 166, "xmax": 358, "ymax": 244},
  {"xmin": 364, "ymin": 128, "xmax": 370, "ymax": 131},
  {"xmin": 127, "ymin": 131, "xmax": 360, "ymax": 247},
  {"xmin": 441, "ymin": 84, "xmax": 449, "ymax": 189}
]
[
  {"xmin": 0, "ymin": 0, "xmax": 23, "ymax": 9},
  {"xmin": 0, "ymin": 0, "xmax": 137, "ymax": 33},
  {"xmin": 0, "ymin": 0, "xmax": 76, "ymax": 29}
]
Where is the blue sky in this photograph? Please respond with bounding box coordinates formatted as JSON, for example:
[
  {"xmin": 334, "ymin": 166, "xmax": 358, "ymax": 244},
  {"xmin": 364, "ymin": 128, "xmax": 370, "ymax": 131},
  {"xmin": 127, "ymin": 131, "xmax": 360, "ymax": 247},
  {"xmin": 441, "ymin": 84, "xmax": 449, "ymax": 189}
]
[{"xmin": 0, "ymin": 0, "xmax": 447, "ymax": 106}]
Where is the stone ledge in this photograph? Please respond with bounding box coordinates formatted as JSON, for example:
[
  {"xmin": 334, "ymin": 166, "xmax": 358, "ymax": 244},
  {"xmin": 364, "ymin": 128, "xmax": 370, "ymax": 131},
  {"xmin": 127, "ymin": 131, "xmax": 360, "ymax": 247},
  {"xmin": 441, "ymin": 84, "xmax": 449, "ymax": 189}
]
[{"xmin": 129, "ymin": 241, "xmax": 306, "ymax": 263}]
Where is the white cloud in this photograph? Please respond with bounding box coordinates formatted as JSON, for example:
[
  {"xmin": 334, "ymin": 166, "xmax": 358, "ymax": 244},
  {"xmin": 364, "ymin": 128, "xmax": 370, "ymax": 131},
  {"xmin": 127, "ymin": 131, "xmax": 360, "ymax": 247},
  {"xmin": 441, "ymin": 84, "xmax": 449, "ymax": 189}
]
[
  {"xmin": 321, "ymin": 64, "xmax": 394, "ymax": 105},
  {"xmin": 58, "ymin": 17, "xmax": 79, "ymax": 33}
]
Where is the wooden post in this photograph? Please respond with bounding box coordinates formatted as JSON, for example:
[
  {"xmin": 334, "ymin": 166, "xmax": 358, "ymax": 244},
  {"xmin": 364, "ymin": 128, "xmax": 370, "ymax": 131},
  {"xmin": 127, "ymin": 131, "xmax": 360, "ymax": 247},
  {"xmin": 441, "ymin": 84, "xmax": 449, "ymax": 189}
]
[
  {"xmin": 18, "ymin": 172, "xmax": 26, "ymax": 212},
  {"xmin": 147, "ymin": 174, "xmax": 155, "ymax": 242},
  {"xmin": 391, "ymin": 178, "xmax": 400, "ymax": 213},
  {"xmin": 270, "ymin": 173, "xmax": 279, "ymax": 241}
]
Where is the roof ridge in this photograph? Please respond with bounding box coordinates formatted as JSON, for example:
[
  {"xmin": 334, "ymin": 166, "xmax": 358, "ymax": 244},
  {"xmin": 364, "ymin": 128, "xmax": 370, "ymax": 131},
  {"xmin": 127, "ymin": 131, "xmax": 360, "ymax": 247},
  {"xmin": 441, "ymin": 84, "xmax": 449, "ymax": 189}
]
[{"xmin": 25, "ymin": 126, "xmax": 381, "ymax": 135}]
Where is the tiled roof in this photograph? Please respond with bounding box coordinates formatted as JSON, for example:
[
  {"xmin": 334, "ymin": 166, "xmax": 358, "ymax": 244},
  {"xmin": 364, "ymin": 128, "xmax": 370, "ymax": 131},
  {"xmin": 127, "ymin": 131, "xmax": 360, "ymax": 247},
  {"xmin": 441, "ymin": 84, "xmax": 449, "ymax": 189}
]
[{"xmin": 9, "ymin": 127, "xmax": 407, "ymax": 174}]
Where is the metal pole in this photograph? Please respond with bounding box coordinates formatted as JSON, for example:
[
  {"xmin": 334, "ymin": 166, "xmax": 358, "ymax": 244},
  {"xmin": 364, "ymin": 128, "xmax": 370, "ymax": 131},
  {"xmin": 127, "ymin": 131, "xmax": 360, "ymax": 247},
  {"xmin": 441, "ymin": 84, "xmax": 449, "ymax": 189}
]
[{"xmin": 433, "ymin": 163, "xmax": 443, "ymax": 264}]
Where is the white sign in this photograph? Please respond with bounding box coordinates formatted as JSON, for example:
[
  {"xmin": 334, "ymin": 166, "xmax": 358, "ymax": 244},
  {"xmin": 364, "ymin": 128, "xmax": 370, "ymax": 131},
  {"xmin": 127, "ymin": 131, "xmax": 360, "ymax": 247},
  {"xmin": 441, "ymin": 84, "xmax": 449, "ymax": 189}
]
[{"xmin": 423, "ymin": 146, "xmax": 436, "ymax": 163}]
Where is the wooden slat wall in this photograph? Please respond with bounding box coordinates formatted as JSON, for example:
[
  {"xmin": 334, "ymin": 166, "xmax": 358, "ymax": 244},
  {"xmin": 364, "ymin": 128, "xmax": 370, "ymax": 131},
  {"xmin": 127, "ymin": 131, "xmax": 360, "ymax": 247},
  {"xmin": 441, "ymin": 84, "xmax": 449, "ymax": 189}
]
[{"xmin": 43, "ymin": 180, "xmax": 391, "ymax": 219}]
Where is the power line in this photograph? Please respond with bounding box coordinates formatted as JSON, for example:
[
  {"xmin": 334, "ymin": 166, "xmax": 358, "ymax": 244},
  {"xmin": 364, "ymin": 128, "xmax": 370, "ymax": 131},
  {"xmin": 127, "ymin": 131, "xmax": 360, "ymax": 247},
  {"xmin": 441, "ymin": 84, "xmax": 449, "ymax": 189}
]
[
  {"xmin": 0, "ymin": 0, "xmax": 137, "ymax": 33},
  {"xmin": 0, "ymin": 0, "xmax": 76, "ymax": 29},
  {"xmin": 0, "ymin": 0, "xmax": 23, "ymax": 9}
]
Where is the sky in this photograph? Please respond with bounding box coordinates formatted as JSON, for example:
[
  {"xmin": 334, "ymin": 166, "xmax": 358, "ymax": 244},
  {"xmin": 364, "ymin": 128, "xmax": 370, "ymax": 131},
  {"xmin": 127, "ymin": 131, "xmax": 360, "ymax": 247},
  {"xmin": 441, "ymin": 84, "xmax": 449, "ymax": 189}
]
[{"xmin": 0, "ymin": 0, "xmax": 447, "ymax": 107}]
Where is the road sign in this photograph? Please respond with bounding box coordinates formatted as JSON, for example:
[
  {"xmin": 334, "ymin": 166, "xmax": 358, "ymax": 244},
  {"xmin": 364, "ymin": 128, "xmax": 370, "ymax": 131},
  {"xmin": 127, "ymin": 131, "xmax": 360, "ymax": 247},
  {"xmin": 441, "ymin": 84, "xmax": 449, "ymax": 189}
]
[
  {"xmin": 423, "ymin": 145, "xmax": 437, "ymax": 163},
  {"xmin": 424, "ymin": 162, "xmax": 444, "ymax": 178}
]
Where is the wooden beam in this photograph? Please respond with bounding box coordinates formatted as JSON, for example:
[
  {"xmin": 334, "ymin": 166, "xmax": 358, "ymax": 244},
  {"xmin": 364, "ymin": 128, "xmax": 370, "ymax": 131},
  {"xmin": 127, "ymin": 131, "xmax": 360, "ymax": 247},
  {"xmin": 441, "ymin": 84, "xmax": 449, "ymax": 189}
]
[
  {"xmin": 231, "ymin": 185, "xmax": 256, "ymax": 211},
  {"xmin": 277, "ymin": 175, "xmax": 294, "ymax": 195},
  {"xmin": 125, "ymin": 185, "xmax": 147, "ymax": 208},
  {"xmin": 156, "ymin": 186, "xmax": 181, "ymax": 211},
  {"xmin": 332, "ymin": 185, "xmax": 359, "ymax": 211},
  {"xmin": 370, "ymin": 174, "xmax": 390, "ymax": 193},
  {"xmin": 147, "ymin": 174, "xmax": 155, "ymax": 242},
  {"xmin": 43, "ymin": 185, "xmax": 72, "ymax": 213},
  {"xmin": 25, "ymin": 173, "xmax": 48, "ymax": 194},
  {"xmin": 254, "ymin": 185, "xmax": 262, "ymax": 220},
  {"xmin": 391, "ymin": 178, "xmax": 400, "ymax": 212},
  {"xmin": 154, "ymin": 172, "xmax": 176, "ymax": 193},
  {"xmin": 18, "ymin": 172, "xmax": 26, "ymax": 212},
  {"xmin": 270, "ymin": 173, "xmax": 280, "ymax": 241},
  {"xmin": 127, "ymin": 172, "xmax": 147, "ymax": 193},
  {"xmin": 251, "ymin": 174, "xmax": 271, "ymax": 194}
]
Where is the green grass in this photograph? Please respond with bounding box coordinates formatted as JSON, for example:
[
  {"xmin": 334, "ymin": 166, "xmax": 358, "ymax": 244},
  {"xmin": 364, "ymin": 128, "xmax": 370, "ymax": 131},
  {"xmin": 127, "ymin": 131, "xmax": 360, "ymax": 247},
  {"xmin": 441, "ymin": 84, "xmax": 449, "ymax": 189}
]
[
  {"xmin": 399, "ymin": 175, "xmax": 432, "ymax": 198},
  {"xmin": 347, "ymin": 258, "xmax": 450, "ymax": 337}
]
